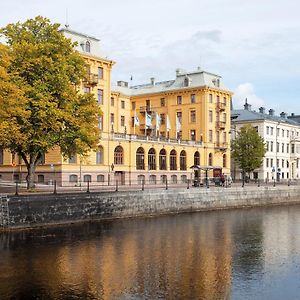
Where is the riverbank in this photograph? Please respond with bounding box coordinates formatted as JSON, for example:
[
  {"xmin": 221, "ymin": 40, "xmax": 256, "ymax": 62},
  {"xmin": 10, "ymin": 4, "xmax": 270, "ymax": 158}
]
[{"xmin": 1, "ymin": 185, "xmax": 300, "ymax": 230}]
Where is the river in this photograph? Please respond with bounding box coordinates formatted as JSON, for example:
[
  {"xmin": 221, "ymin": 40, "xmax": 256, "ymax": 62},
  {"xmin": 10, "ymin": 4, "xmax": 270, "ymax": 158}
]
[{"xmin": 1, "ymin": 205, "xmax": 300, "ymax": 299}]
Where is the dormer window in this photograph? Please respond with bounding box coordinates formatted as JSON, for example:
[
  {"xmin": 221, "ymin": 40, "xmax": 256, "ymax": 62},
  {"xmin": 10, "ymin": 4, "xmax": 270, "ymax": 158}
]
[
  {"xmin": 184, "ymin": 76, "xmax": 191, "ymax": 87},
  {"xmin": 86, "ymin": 40, "xmax": 91, "ymax": 53}
]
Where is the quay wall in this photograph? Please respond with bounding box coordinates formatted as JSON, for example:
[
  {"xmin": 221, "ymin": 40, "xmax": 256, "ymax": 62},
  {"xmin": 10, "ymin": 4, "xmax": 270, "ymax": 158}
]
[{"xmin": 3, "ymin": 186, "xmax": 300, "ymax": 229}]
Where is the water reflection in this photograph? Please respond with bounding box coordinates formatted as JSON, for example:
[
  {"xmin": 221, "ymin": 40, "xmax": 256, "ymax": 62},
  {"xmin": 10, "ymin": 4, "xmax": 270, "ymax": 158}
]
[{"xmin": 1, "ymin": 206, "xmax": 300, "ymax": 299}]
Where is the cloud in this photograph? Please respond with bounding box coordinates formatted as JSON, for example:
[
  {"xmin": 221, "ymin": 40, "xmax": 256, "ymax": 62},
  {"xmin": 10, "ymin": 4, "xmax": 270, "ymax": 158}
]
[{"xmin": 233, "ymin": 83, "xmax": 265, "ymax": 109}]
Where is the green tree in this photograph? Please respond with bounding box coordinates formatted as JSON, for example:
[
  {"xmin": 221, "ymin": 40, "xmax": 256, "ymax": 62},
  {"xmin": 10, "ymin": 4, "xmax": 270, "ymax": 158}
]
[
  {"xmin": 0, "ymin": 16, "xmax": 101, "ymax": 189},
  {"xmin": 231, "ymin": 125, "xmax": 266, "ymax": 181}
]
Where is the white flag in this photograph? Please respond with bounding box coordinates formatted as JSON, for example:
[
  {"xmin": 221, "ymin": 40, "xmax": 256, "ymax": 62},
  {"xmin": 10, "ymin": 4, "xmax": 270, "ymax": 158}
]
[
  {"xmin": 156, "ymin": 113, "xmax": 161, "ymax": 131},
  {"xmin": 134, "ymin": 114, "xmax": 140, "ymax": 126},
  {"xmin": 176, "ymin": 116, "xmax": 181, "ymax": 133},
  {"xmin": 145, "ymin": 112, "xmax": 152, "ymax": 128},
  {"xmin": 166, "ymin": 114, "xmax": 171, "ymax": 132}
]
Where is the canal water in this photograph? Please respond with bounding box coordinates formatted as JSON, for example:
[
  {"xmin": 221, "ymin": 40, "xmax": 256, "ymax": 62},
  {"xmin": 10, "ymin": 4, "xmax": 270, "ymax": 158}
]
[{"xmin": 1, "ymin": 205, "xmax": 300, "ymax": 300}]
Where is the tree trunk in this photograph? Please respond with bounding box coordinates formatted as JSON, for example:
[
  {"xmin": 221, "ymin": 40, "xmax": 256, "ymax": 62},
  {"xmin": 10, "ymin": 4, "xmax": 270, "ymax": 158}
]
[{"xmin": 26, "ymin": 163, "xmax": 36, "ymax": 189}]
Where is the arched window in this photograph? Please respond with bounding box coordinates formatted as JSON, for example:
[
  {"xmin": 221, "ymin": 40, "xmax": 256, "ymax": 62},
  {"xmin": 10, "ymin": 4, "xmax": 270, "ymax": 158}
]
[
  {"xmin": 223, "ymin": 154, "xmax": 227, "ymax": 168},
  {"xmin": 137, "ymin": 175, "xmax": 145, "ymax": 185},
  {"xmin": 96, "ymin": 146, "xmax": 104, "ymax": 164},
  {"xmin": 136, "ymin": 147, "xmax": 145, "ymax": 170},
  {"xmin": 180, "ymin": 150, "xmax": 186, "ymax": 170},
  {"xmin": 97, "ymin": 174, "xmax": 105, "ymax": 182},
  {"xmin": 86, "ymin": 40, "xmax": 91, "ymax": 52},
  {"xmin": 148, "ymin": 148, "xmax": 156, "ymax": 170},
  {"xmin": 114, "ymin": 146, "xmax": 123, "ymax": 165},
  {"xmin": 149, "ymin": 175, "xmax": 156, "ymax": 184},
  {"xmin": 171, "ymin": 175, "xmax": 177, "ymax": 183},
  {"xmin": 37, "ymin": 174, "xmax": 44, "ymax": 183},
  {"xmin": 84, "ymin": 174, "xmax": 92, "ymax": 182},
  {"xmin": 159, "ymin": 149, "xmax": 167, "ymax": 170},
  {"xmin": 181, "ymin": 175, "xmax": 187, "ymax": 183},
  {"xmin": 170, "ymin": 150, "xmax": 177, "ymax": 170},
  {"xmin": 208, "ymin": 153, "xmax": 213, "ymax": 166},
  {"xmin": 69, "ymin": 174, "xmax": 78, "ymax": 183},
  {"xmin": 161, "ymin": 175, "xmax": 167, "ymax": 183},
  {"xmin": 194, "ymin": 151, "xmax": 200, "ymax": 165}
]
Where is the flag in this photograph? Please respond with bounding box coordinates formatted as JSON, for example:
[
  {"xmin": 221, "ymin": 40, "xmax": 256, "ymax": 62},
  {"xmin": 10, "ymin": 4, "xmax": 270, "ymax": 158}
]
[
  {"xmin": 176, "ymin": 116, "xmax": 181, "ymax": 133},
  {"xmin": 134, "ymin": 114, "xmax": 140, "ymax": 126},
  {"xmin": 156, "ymin": 113, "xmax": 161, "ymax": 131},
  {"xmin": 166, "ymin": 114, "xmax": 171, "ymax": 132},
  {"xmin": 145, "ymin": 113, "xmax": 152, "ymax": 128}
]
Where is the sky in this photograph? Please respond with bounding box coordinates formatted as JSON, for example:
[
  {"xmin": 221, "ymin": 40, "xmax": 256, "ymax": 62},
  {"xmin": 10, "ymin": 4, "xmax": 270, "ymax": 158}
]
[{"xmin": 1, "ymin": 0, "xmax": 300, "ymax": 114}]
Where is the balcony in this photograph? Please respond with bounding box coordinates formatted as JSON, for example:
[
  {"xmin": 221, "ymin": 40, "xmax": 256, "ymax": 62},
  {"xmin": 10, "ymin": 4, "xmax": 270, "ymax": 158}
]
[
  {"xmin": 139, "ymin": 106, "xmax": 152, "ymax": 114},
  {"xmin": 216, "ymin": 121, "xmax": 226, "ymax": 130},
  {"xmin": 216, "ymin": 102, "xmax": 226, "ymax": 112},
  {"xmin": 215, "ymin": 142, "xmax": 228, "ymax": 151},
  {"xmin": 83, "ymin": 73, "xmax": 98, "ymax": 87}
]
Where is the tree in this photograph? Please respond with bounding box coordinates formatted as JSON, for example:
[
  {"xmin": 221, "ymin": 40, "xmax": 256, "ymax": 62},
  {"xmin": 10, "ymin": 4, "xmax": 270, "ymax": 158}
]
[
  {"xmin": 0, "ymin": 16, "xmax": 101, "ymax": 188},
  {"xmin": 231, "ymin": 125, "xmax": 266, "ymax": 181}
]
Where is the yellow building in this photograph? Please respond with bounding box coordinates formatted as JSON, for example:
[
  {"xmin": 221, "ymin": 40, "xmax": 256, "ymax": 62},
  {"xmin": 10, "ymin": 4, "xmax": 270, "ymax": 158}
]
[{"xmin": 0, "ymin": 28, "xmax": 232, "ymax": 186}]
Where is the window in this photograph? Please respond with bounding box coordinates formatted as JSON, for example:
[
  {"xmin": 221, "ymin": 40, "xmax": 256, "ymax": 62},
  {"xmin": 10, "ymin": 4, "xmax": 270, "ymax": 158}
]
[
  {"xmin": 270, "ymin": 127, "xmax": 274, "ymax": 135},
  {"xmin": 69, "ymin": 154, "xmax": 77, "ymax": 164},
  {"xmin": 223, "ymin": 154, "xmax": 227, "ymax": 168},
  {"xmin": 209, "ymin": 110, "xmax": 213, "ymax": 122},
  {"xmin": 111, "ymin": 97, "xmax": 115, "ymax": 106},
  {"xmin": 223, "ymin": 131, "xmax": 227, "ymax": 143},
  {"xmin": 170, "ymin": 150, "xmax": 177, "ymax": 170},
  {"xmin": 282, "ymin": 159, "xmax": 284, "ymax": 168},
  {"xmin": 194, "ymin": 151, "xmax": 200, "ymax": 165},
  {"xmin": 287, "ymin": 144, "xmax": 289, "ymax": 153},
  {"xmin": 160, "ymin": 98, "xmax": 165, "ymax": 107},
  {"xmin": 171, "ymin": 175, "xmax": 177, "ymax": 184},
  {"xmin": 216, "ymin": 95, "xmax": 220, "ymax": 103},
  {"xmin": 85, "ymin": 41, "xmax": 91, "ymax": 52},
  {"xmin": 277, "ymin": 159, "xmax": 279, "ymax": 168},
  {"xmin": 110, "ymin": 113, "xmax": 114, "ymax": 124},
  {"xmin": 209, "ymin": 94, "xmax": 213, "ymax": 103},
  {"xmin": 266, "ymin": 126, "xmax": 269, "ymax": 135},
  {"xmin": 180, "ymin": 150, "xmax": 186, "ymax": 170},
  {"xmin": 98, "ymin": 67, "xmax": 103, "ymax": 79},
  {"xmin": 131, "ymin": 117, "xmax": 135, "ymax": 127},
  {"xmin": 190, "ymin": 129, "xmax": 196, "ymax": 141},
  {"xmin": 277, "ymin": 142, "xmax": 280, "ymax": 152},
  {"xmin": 121, "ymin": 116, "xmax": 125, "ymax": 126},
  {"xmin": 287, "ymin": 161, "xmax": 289, "ymax": 168},
  {"xmin": 190, "ymin": 110, "xmax": 196, "ymax": 123},
  {"xmin": 208, "ymin": 153, "xmax": 213, "ymax": 166},
  {"xmin": 114, "ymin": 146, "xmax": 123, "ymax": 165},
  {"xmin": 223, "ymin": 113, "xmax": 226, "ymax": 123},
  {"xmin": 159, "ymin": 149, "xmax": 167, "ymax": 170},
  {"xmin": 37, "ymin": 175, "xmax": 45, "ymax": 183},
  {"xmin": 96, "ymin": 146, "xmax": 104, "ymax": 164},
  {"xmin": 149, "ymin": 175, "xmax": 156, "ymax": 184},
  {"xmin": 69, "ymin": 174, "xmax": 78, "ymax": 183},
  {"xmin": 291, "ymin": 144, "xmax": 295, "ymax": 153},
  {"xmin": 136, "ymin": 147, "xmax": 145, "ymax": 170},
  {"xmin": 98, "ymin": 116, "xmax": 103, "ymax": 131},
  {"xmin": 83, "ymin": 175, "xmax": 92, "ymax": 182},
  {"xmin": 148, "ymin": 148, "xmax": 156, "ymax": 170},
  {"xmin": 161, "ymin": 175, "xmax": 167, "ymax": 184},
  {"xmin": 287, "ymin": 130, "xmax": 289, "ymax": 138},
  {"xmin": 282, "ymin": 143, "xmax": 284, "ymax": 153},
  {"xmin": 191, "ymin": 94, "xmax": 196, "ymax": 103},
  {"xmin": 160, "ymin": 114, "xmax": 165, "ymax": 125},
  {"xmin": 223, "ymin": 97, "xmax": 227, "ymax": 105},
  {"xmin": 137, "ymin": 175, "xmax": 145, "ymax": 185},
  {"xmin": 181, "ymin": 175, "xmax": 187, "ymax": 183},
  {"xmin": 97, "ymin": 89, "xmax": 103, "ymax": 104},
  {"xmin": 97, "ymin": 175, "xmax": 105, "ymax": 182},
  {"xmin": 132, "ymin": 102, "xmax": 136, "ymax": 110},
  {"xmin": 209, "ymin": 130, "xmax": 213, "ymax": 142},
  {"xmin": 277, "ymin": 128, "xmax": 280, "ymax": 136},
  {"xmin": 176, "ymin": 111, "xmax": 182, "ymax": 123},
  {"xmin": 177, "ymin": 95, "xmax": 182, "ymax": 105},
  {"xmin": 270, "ymin": 141, "xmax": 273, "ymax": 152},
  {"xmin": 282, "ymin": 129, "xmax": 285, "ymax": 137},
  {"xmin": 121, "ymin": 100, "xmax": 125, "ymax": 109},
  {"xmin": 266, "ymin": 158, "xmax": 269, "ymax": 168}
]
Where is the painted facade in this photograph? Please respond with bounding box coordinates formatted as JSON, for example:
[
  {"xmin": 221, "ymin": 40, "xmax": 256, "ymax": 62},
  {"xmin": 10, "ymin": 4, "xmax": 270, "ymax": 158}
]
[{"xmin": 0, "ymin": 28, "xmax": 232, "ymax": 186}]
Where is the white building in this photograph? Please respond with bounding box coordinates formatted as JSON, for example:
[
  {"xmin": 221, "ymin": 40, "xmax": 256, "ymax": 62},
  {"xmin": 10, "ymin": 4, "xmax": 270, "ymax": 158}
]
[{"xmin": 231, "ymin": 101, "xmax": 300, "ymax": 181}]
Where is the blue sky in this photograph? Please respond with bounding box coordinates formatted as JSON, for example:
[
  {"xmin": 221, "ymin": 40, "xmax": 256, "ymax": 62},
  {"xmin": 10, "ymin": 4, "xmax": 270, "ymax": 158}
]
[{"xmin": 1, "ymin": 0, "xmax": 299, "ymax": 114}]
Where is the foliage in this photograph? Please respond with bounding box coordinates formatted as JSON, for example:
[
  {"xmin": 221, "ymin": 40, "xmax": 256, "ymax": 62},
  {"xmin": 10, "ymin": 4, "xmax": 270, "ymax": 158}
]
[
  {"xmin": 231, "ymin": 125, "xmax": 266, "ymax": 175},
  {"xmin": 0, "ymin": 16, "xmax": 101, "ymax": 188}
]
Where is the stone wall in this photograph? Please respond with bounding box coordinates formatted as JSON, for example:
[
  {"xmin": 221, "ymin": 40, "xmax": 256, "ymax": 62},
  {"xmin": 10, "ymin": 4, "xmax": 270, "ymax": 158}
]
[{"xmin": 3, "ymin": 186, "xmax": 300, "ymax": 229}]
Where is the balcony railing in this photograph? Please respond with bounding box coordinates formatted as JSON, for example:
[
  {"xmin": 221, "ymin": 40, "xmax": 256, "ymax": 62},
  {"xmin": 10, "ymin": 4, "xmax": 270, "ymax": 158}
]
[
  {"xmin": 216, "ymin": 102, "xmax": 226, "ymax": 111},
  {"xmin": 215, "ymin": 142, "xmax": 228, "ymax": 150},
  {"xmin": 139, "ymin": 106, "xmax": 152, "ymax": 113},
  {"xmin": 83, "ymin": 73, "xmax": 98, "ymax": 86},
  {"xmin": 216, "ymin": 121, "xmax": 226, "ymax": 130}
]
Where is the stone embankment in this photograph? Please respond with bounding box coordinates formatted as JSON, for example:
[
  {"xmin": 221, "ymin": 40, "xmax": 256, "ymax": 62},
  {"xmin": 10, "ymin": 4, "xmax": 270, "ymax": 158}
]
[{"xmin": 1, "ymin": 186, "xmax": 300, "ymax": 230}]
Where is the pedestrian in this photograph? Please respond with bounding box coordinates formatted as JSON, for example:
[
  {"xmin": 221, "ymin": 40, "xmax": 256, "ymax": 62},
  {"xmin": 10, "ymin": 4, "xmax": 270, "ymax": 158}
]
[{"xmin": 220, "ymin": 173, "xmax": 225, "ymax": 187}]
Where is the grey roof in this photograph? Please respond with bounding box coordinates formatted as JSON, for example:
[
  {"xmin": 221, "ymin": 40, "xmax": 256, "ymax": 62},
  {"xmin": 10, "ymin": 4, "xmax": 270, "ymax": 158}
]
[
  {"xmin": 112, "ymin": 68, "xmax": 232, "ymax": 96},
  {"xmin": 232, "ymin": 109, "xmax": 300, "ymax": 126},
  {"xmin": 59, "ymin": 28, "xmax": 100, "ymax": 41}
]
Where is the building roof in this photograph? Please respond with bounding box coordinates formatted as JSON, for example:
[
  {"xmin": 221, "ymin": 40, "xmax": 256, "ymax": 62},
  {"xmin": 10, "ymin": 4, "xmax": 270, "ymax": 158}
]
[
  {"xmin": 112, "ymin": 68, "xmax": 232, "ymax": 96},
  {"xmin": 232, "ymin": 109, "xmax": 300, "ymax": 126},
  {"xmin": 60, "ymin": 28, "xmax": 100, "ymax": 41}
]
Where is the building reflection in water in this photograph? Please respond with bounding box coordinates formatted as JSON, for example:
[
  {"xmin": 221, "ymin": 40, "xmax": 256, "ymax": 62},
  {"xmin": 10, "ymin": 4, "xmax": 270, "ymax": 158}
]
[{"xmin": 0, "ymin": 213, "xmax": 233, "ymax": 299}]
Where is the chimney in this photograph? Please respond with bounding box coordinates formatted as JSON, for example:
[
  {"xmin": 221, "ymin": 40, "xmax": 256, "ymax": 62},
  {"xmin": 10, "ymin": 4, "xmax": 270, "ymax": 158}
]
[
  {"xmin": 280, "ymin": 112, "xmax": 287, "ymax": 119},
  {"xmin": 244, "ymin": 98, "xmax": 251, "ymax": 111},
  {"xmin": 150, "ymin": 77, "xmax": 155, "ymax": 86},
  {"xmin": 269, "ymin": 109, "xmax": 275, "ymax": 116},
  {"xmin": 259, "ymin": 107, "xmax": 265, "ymax": 114},
  {"xmin": 291, "ymin": 113, "xmax": 295, "ymax": 116},
  {"xmin": 176, "ymin": 68, "xmax": 181, "ymax": 76}
]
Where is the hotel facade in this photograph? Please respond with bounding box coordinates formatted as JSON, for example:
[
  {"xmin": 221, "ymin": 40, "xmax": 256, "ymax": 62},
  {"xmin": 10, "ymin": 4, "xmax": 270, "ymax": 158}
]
[{"xmin": 0, "ymin": 28, "xmax": 232, "ymax": 186}]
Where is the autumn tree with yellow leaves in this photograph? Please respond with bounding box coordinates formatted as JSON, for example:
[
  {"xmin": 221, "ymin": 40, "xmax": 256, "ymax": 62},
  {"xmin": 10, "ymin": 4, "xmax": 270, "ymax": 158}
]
[{"xmin": 0, "ymin": 17, "xmax": 101, "ymax": 189}]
